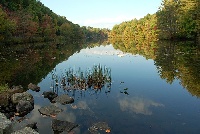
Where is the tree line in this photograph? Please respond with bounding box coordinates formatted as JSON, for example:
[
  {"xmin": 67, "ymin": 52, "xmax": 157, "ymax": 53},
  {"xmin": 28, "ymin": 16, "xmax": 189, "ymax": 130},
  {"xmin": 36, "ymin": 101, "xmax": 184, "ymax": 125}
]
[
  {"xmin": 0, "ymin": 0, "xmax": 110, "ymax": 44},
  {"xmin": 109, "ymin": 0, "xmax": 200, "ymax": 43}
]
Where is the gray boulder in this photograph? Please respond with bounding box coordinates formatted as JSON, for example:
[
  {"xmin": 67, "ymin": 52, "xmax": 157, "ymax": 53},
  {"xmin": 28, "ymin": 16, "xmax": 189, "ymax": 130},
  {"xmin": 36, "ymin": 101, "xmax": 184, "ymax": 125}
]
[
  {"xmin": 42, "ymin": 91, "xmax": 58, "ymax": 101},
  {"xmin": 52, "ymin": 94, "xmax": 74, "ymax": 104},
  {"xmin": 0, "ymin": 112, "xmax": 12, "ymax": 134},
  {"xmin": 28, "ymin": 83, "xmax": 40, "ymax": 92},
  {"xmin": 38, "ymin": 105, "xmax": 62, "ymax": 117},
  {"xmin": 11, "ymin": 92, "xmax": 34, "ymax": 104},
  {"xmin": 52, "ymin": 119, "xmax": 78, "ymax": 133},
  {"xmin": 16, "ymin": 101, "xmax": 34, "ymax": 116},
  {"xmin": 11, "ymin": 127, "xmax": 39, "ymax": 134}
]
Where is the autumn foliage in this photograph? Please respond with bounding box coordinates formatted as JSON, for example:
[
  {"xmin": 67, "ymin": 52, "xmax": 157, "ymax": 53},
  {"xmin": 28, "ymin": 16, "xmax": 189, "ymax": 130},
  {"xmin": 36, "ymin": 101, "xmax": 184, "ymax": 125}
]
[{"xmin": 0, "ymin": 0, "xmax": 109, "ymax": 44}]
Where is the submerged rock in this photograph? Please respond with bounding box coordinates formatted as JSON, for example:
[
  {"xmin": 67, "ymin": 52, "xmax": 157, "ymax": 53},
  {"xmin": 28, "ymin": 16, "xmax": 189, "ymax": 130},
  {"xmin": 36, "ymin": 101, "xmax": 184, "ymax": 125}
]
[
  {"xmin": 38, "ymin": 105, "xmax": 62, "ymax": 117},
  {"xmin": 11, "ymin": 92, "xmax": 34, "ymax": 104},
  {"xmin": 42, "ymin": 91, "xmax": 58, "ymax": 101},
  {"xmin": 52, "ymin": 94, "xmax": 74, "ymax": 104},
  {"xmin": 0, "ymin": 112, "xmax": 12, "ymax": 134},
  {"xmin": 28, "ymin": 83, "xmax": 40, "ymax": 92},
  {"xmin": 11, "ymin": 127, "xmax": 39, "ymax": 134},
  {"xmin": 88, "ymin": 122, "xmax": 111, "ymax": 134},
  {"xmin": 52, "ymin": 119, "xmax": 78, "ymax": 133}
]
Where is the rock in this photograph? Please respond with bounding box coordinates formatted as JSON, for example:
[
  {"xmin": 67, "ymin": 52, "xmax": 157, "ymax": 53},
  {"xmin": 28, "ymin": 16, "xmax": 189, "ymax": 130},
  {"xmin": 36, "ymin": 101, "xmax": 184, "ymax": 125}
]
[
  {"xmin": 42, "ymin": 91, "xmax": 58, "ymax": 101},
  {"xmin": 52, "ymin": 119, "xmax": 78, "ymax": 133},
  {"xmin": 38, "ymin": 105, "xmax": 62, "ymax": 117},
  {"xmin": 0, "ymin": 92, "xmax": 10, "ymax": 107},
  {"xmin": 88, "ymin": 126, "xmax": 99, "ymax": 134},
  {"xmin": 16, "ymin": 101, "xmax": 34, "ymax": 116},
  {"xmin": 52, "ymin": 94, "xmax": 74, "ymax": 104},
  {"xmin": 9, "ymin": 85, "xmax": 24, "ymax": 94},
  {"xmin": 11, "ymin": 92, "xmax": 34, "ymax": 104},
  {"xmin": 0, "ymin": 112, "xmax": 12, "ymax": 134},
  {"xmin": 26, "ymin": 122, "xmax": 38, "ymax": 131},
  {"xmin": 88, "ymin": 122, "xmax": 111, "ymax": 134},
  {"xmin": 11, "ymin": 127, "xmax": 39, "ymax": 134},
  {"xmin": 28, "ymin": 83, "xmax": 40, "ymax": 92}
]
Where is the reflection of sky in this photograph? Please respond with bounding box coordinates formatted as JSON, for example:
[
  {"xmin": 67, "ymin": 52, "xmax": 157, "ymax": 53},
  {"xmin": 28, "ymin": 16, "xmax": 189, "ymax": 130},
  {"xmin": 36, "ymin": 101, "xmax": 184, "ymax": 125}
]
[
  {"xmin": 119, "ymin": 97, "xmax": 164, "ymax": 115},
  {"xmin": 35, "ymin": 44, "xmax": 200, "ymax": 133},
  {"xmin": 80, "ymin": 44, "xmax": 128, "ymax": 56}
]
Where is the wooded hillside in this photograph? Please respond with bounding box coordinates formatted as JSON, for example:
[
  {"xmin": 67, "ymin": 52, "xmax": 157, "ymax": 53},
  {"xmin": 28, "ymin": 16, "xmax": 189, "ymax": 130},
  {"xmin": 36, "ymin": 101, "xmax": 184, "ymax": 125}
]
[
  {"xmin": 109, "ymin": 0, "xmax": 200, "ymax": 43},
  {"xmin": 0, "ymin": 0, "xmax": 109, "ymax": 44}
]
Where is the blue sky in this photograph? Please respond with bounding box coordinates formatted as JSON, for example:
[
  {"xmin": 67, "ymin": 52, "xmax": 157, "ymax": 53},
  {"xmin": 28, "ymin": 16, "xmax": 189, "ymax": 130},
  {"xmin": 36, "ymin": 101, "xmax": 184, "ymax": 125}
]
[{"xmin": 40, "ymin": 0, "xmax": 162, "ymax": 29}]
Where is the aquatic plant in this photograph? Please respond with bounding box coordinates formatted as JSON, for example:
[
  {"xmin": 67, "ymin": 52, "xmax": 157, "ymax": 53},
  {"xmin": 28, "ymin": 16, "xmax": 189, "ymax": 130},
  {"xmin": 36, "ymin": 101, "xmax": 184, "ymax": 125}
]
[{"xmin": 51, "ymin": 64, "xmax": 111, "ymax": 91}]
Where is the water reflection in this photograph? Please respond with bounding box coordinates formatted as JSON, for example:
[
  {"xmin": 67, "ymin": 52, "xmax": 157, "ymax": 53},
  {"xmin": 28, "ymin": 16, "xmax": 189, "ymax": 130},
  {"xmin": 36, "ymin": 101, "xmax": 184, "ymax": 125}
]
[
  {"xmin": 0, "ymin": 42, "xmax": 81, "ymax": 88},
  {"xmin": 119, "ymin": 97, "xmax": 164, "ymax": 115},
  {"xmin": 110, "ymin": 38, "xmax": 200, "ymax": 97},
  {"xmin": 49, "ymin": 65, "xmax": 112, "ymax": 99},
  {"xmin": 154, "ymin": 41, "xmax": 200, "ymax": 97},
  {"xmin": 1, "ymin": 39, "xmax": 200, "ymax": 133}
]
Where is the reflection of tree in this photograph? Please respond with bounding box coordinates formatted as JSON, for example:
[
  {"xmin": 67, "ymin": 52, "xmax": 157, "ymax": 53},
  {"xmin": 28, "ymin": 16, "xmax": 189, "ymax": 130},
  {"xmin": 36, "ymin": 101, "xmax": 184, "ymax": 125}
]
[
  {"xmin": 0, "ymin": 38, "xmax": 110, "ymax": 90},
  {"xmin": 155, "ymin": 41, "xmax": 200, "ymax": 97},
  {"xmin": 110, "ymin": 38, "xmax": 158, "ymax": 60},
  {"xmin": 110, "ymin": 38, "xmax": 200, "ymax": 97},
  {"xmin": 0, "ymin": 42, "xmax": 81, "ymax": 88},
  {"xmin": 155, "ymin": 41, "xmax": 178, "ymax": 84}
]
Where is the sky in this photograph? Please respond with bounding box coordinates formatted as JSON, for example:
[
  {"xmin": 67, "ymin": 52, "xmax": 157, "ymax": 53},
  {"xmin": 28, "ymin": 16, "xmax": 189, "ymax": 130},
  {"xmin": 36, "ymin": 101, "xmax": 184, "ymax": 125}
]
[{"xmin": 40, "ymin": 0, "xmax": 162, "ymax": 29}]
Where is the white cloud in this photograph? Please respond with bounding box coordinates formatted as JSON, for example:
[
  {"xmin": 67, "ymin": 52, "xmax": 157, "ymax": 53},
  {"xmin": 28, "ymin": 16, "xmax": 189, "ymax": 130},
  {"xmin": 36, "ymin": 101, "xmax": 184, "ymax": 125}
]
[{"xmin": 118, "ymin": 97, "xmax": 164, "ymax": 115}]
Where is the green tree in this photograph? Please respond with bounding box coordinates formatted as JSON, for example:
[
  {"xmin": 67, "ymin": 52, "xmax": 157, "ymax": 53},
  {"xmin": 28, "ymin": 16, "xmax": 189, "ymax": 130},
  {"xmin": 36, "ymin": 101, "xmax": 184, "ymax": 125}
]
[
  {"xmin": 0, "ymin": 7, "xmax": 16, "ymax": 42},
  {"xmin": 40, "ymin": 14, "xmax": 56, "ymax": 40},
  {"xmin": 156, "ymin": 0, "xmax": 180, "ymax": 39},
  {"xmin": 59, "ymin": 22, "xmax": 73, "ymax": 40}
]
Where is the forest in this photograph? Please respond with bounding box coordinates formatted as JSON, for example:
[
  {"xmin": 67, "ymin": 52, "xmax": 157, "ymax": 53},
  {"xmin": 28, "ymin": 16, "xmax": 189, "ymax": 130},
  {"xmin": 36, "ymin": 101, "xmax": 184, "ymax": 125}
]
[
  {"xmin": 109, "ymin": 0, "xmax": 200, "ymax": 43},
  {"xmin": 0, "ymin": 0, "xmax": 110, "ymax": 44}
]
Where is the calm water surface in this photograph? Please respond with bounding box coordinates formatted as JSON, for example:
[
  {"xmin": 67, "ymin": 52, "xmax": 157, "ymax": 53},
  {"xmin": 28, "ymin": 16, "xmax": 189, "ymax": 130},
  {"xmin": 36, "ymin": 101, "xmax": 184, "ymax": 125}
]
[
  {"xmin": 27, "ymin": 44, "xmax": 200, "ymax": 134},
  {"xmin": 1, "ymin": 42, "xmax": 200, "ymax": 134}
]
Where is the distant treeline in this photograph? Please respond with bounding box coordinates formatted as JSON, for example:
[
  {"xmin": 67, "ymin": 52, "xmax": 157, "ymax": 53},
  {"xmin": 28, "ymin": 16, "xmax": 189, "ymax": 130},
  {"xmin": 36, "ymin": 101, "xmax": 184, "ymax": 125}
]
[
  {"xmin": 109, "ymin": 0, "xmax": 200, "ymax": 43},
  {"xmin": 0, "ymin": 0, "xmax": 110, "ymax": 44}
]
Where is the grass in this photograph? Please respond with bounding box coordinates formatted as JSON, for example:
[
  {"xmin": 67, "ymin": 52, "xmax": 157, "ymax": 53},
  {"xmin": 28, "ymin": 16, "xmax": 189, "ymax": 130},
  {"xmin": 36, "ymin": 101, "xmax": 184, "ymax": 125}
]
[{"xmin": 0, "ymin": 84, "xmax": 9, "ymax": 92}]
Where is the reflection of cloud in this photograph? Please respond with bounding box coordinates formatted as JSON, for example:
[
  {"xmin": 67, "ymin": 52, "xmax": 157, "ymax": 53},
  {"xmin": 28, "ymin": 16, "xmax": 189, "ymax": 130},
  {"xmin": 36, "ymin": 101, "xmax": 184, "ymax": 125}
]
[
  {"xmin": 53, "ymin": 103, "xmax": 76, "ymax": 122},
  {"xmin": 57, "ymin": 111, "xmax": 76, "ymax": 123},
  {"xmin": 76, "ymin": 101, "xmax": 88, "ymax": 109},
  {"xmin": 81, "ymin": 45, "xmax": 127, "ymax": 56},
  {"xmin": 118, "ymin": 97, "xmax": 164, "ymax": 115},
  {"xmin": 29, "ymin": 105, "xmax": 42, "ymax": 122}
]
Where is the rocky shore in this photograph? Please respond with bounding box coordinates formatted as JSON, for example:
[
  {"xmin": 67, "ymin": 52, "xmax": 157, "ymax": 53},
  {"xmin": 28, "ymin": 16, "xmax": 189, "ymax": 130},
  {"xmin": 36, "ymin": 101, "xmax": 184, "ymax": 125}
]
[
  {"xmin": 0, "ymin": 82, "xmax": 111, "ymax": 134},
  {"xmin": 0, "ymin": 84, "xmax": 78, "ymax": 134}
]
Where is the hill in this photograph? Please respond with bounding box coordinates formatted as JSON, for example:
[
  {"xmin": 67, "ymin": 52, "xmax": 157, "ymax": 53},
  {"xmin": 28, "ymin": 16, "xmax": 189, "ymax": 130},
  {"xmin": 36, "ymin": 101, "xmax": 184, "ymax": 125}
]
[{"xmin": 0, "ymin": 0, "xmax": 109, "ymax": 44}]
